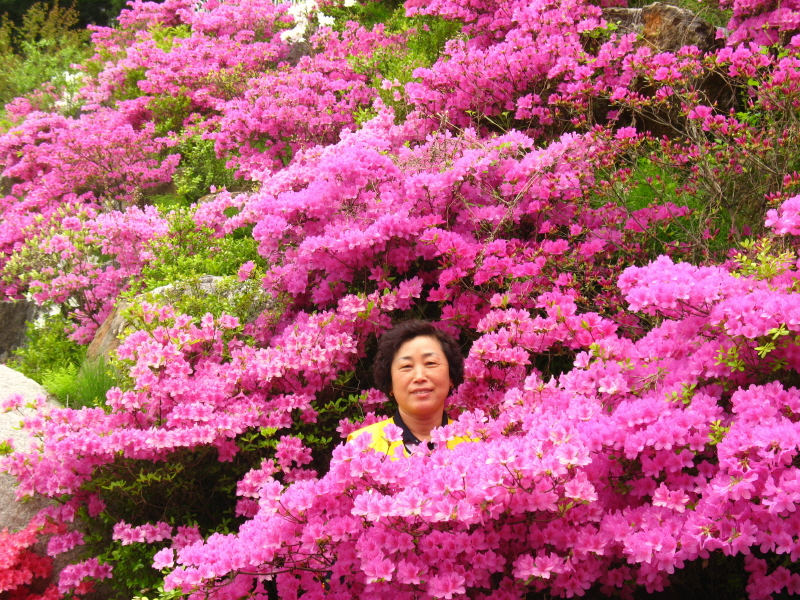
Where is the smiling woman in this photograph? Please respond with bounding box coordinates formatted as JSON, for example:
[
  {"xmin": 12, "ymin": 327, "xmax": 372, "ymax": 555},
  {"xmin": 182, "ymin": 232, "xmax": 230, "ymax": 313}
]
[{"xmin": 347, "ymin": 320, "xmax": 471, "ymax": 456}]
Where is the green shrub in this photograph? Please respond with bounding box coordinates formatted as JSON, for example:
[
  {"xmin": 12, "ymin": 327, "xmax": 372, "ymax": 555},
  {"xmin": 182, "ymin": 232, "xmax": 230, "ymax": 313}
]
[
  {"xmin": 133, "ymin": 207, "xmax": 265, "ymax": 292},
  {"xmin": 0, "ymin": 1, "xmax": 90, "ymax": 110},
  {"xmin": 149, "ymin": 93, "xmax": 193, "ymax": 138},
  {"xmin": 592, "ymin": 153, "xmax": 735, "ymax": 265},
  {"xmin": 39, "ymin": 362, "xmax": 79, "ymax": 404},
  {"xmin": 76, "ymin": 358, "xmax": 118, "ymax": 408},
  {"xmin": 353, "ymin": 10, "xmax": 463, "ymax": 123},
  {"xmin": 132, "ymin": 582, "xmax": 184, "ymax": 600},
  {"xmin": 39, "ymin": 356, "xmax": 118, "ymax": 408},
  {"xmin": 75, "ymin": 358, "xmax": 365, "ymax": 598},
  {"xmin": 99, "ymin": 540, "xmax": 170, "ymax": 600},
  {"xmin": 172, "ymin": 135, "xmax": 246, "ymax": 204},
  {"xmin": 9, "ymin": 310, "xmax": 118, "ymax": 408},
  {"xmin": 0, "ymin": 0, "xmax": 129, "ymax": 29},
  {"xmin": 8, "ymin": 312, "xmax": 84, "ymax": 383},
  {"xmin": 79, "ymin": 440, "xmax": 274, "ymax": 598},
  {"xmin": 325, "ymin": 0, "xmax": 405, "ymax": 31}
]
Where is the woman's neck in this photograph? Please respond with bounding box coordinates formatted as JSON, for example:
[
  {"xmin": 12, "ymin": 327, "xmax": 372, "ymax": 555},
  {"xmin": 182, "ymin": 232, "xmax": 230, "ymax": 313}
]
[{"xmin": 398, "ymin": 408, "xmax": 444, "ymax": 442}]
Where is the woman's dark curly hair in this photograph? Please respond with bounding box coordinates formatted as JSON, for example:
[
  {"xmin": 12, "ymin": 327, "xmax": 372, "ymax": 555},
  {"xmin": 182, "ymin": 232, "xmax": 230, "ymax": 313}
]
[{"xmin": 372, "ymin": 320, "xmax": 464, "ymax": 396}]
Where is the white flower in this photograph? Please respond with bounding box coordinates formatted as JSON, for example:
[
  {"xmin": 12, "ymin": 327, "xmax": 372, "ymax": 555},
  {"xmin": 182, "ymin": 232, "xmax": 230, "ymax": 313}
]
[
  {"xmin": 280, "ymin": 22, "xmax": 307, "ymax": 43},
  {"xmin": 287, "ymin": 0, "xmax": 318, "ymax": 18}
]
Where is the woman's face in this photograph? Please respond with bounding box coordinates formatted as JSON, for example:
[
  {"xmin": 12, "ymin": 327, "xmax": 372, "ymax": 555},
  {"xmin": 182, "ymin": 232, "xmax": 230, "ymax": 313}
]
[{"xmin": 391, "ymin": 335, "xmax": 452, "ymax": 420}]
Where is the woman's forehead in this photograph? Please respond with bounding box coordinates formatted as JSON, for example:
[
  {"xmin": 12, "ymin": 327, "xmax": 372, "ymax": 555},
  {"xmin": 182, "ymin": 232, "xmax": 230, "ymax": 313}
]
[{"xmin": 393, "ymin": 335, "xmax": 445, "ymax": 360}]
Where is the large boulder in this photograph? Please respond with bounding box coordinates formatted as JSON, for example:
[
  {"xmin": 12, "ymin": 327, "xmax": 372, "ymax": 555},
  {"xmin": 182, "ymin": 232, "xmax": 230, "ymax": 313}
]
[
  {"xmin": 0, "ymin": 300, "xmax": 39, "ymax": 364},
  {"xmin": 0, "ymin": 365, "xmax": 53, "ymax": 537},
  {"xmin": 600, "ymin": 3, "xmax": 735, "ymax": 134},
  {"xmin": 0, "ymin": 367, "xmax": 105, "ymax": 596},
  {"xmin": 85, "ymin": 302, "xmax": 129, "ymax": 363},
  {"xmin": 0, "ymin": 364, "xmax": 50, "ymax": 454},
  {"xmin": 602, "ymin": 2, "xmax": 721, "ymax": 54}
]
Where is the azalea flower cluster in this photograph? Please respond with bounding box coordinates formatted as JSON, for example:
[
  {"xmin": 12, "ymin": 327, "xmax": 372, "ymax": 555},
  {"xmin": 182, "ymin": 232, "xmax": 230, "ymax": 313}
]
[
  {"xmin": 0, "ymin": 516, "xmax": 59, "ymax": 600},
  {"xmin": 3, "ymin": 0, "xmax": 800, "ymax": 597},
  {"xmin": 721, "ymin": 0, "xmax": 800, "ymax": 44},
  {"xmin": 2, "ymin": 205, "xmax": 170, "ymax": 342},
  {"xmin": 0, "ymin": 0, "xmax": 394, "ymax": 339},
  {"xmin": 0, "ymin": 509, "xmax": 111, "ymax": 599},
  {"xmin": 0, "ymin": 107, "xmax": 178, "ymax": 302},
  {"xmin": 405, "ymin": 0, "xmax": 608, "ymax": 134},
  {"xmin": 156, "ymin": 194, "xmax": 800, "ymax": 600}
]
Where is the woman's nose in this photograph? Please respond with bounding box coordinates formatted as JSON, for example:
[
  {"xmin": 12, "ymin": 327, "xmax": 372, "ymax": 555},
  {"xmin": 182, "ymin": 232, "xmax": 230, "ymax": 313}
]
[{"xmin": 411, "ymin": 364, "xmax": 427, "ymax": 380}]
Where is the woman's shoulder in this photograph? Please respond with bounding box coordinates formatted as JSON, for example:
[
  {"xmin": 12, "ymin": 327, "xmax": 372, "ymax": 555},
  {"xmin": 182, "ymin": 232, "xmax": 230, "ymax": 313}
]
[{"xmin": 346, "ymin": 418, "xmax": 394, "ymax": 443}]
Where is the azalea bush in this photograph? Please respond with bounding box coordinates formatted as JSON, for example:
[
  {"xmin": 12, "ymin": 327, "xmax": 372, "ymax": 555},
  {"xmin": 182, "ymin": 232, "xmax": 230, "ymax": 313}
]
[{"xmin": 4, "ymin": 0, "xmax": 800, "ymax": 598}]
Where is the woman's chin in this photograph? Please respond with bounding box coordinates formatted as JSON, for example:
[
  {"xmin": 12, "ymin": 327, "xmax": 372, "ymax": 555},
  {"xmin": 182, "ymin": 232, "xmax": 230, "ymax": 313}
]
[{"xmin": 400, "ymin": 401, "xmax": 445, "ymax": 419}]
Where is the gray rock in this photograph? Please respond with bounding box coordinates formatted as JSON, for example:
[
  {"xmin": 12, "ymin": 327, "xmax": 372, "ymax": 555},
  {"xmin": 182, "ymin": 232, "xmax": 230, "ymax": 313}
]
[
  {"xmin": 0, "ymin": 365, "xmax": 49, "ymax": 454},
  {"xmin": 603, "ymin": 2, "xmax": 721, "ymax": 54},
  {"xmin": 0, "ymin": 300, "xmax": 39, "ymax": 364},
  {"xmin": 0, "ymin": 365, "xmax": 52, "ymax": 534},
  {"xmin": 600, "ymin": 3, "xmax": 735, "ymax": 135},
  {"xmin": 85, "ymin": 302, "xmax": 130, "ymax": 363},
  {"xmin": 0, "ymin": 367, "xmax": 109, "ymax": 598}
]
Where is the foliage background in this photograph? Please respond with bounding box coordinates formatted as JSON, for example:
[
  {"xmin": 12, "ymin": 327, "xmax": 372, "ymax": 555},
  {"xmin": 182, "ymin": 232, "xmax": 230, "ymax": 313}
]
[{"xmin": 3, "ymin": 0, "xmax": 800, "ymax": 599}]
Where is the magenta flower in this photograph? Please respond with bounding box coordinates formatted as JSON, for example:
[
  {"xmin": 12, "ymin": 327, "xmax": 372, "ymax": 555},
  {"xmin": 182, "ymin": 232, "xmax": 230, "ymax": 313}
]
[{"xmin": 427, "ymin": 573, "xmax": 466, "ymax": 599}]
